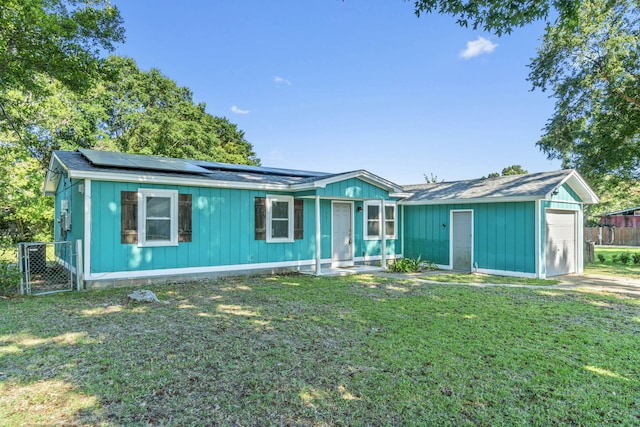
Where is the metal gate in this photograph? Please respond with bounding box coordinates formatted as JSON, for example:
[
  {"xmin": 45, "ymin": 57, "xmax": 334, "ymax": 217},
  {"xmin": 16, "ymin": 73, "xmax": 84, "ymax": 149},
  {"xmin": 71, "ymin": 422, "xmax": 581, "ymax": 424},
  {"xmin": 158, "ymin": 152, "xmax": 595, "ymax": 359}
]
[{"xmin": 19, "ymin": 241, "xmax": 74, "ymax": 295}]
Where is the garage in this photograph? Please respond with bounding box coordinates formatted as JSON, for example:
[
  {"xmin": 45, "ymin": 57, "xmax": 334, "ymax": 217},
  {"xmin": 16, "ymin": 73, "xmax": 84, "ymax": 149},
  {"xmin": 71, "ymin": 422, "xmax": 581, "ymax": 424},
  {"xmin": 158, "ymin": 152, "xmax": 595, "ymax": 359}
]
[{"xmin": 545, "ymin": 210, "xmax": 577, "ymax": 277}]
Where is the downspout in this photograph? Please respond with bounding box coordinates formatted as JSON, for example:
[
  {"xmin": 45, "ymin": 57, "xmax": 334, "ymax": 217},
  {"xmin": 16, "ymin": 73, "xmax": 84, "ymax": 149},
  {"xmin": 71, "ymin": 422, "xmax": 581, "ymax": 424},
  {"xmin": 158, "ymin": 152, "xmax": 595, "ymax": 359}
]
[{"xmin": 315, "ymin": 196, "xmax": 322, "ymax": 275}]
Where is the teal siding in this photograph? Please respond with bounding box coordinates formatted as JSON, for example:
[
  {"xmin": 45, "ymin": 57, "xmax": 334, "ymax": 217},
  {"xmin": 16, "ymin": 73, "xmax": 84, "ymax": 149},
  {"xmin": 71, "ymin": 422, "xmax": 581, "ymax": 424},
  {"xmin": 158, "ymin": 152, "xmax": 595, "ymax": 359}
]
[
  {"xmin": 404, "ymin": 202, "xmax": 536, "ymax": 274},
  {"xmin": 90, "ymin": 182, "xmax": 318, "ymax": 274},
  {"xmin": 551, "ymin": 183, "xmax": 581, "ymax": 203},
  {"xmin": 53, "ymin": 175, "xmax": 84, "ymax": 270},
  {"xmin": 316, "ymin": 178, "xmax": 389, "ymax": 199}
]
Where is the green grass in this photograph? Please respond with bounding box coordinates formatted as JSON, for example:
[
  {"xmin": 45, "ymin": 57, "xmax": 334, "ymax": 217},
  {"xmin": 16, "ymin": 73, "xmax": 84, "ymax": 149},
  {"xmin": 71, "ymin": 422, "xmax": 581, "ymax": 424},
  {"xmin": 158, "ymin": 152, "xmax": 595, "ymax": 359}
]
[
  {"xmin": 416, "ymin": 273, "xmax": 561, "ymax": 286},
  {"xmin": 1, "ymin": 274, "xmax": 639, "ymax": 426},
  {"xmin": 586, "ymin": 247, "xmax": 640, "ymax": 278}
]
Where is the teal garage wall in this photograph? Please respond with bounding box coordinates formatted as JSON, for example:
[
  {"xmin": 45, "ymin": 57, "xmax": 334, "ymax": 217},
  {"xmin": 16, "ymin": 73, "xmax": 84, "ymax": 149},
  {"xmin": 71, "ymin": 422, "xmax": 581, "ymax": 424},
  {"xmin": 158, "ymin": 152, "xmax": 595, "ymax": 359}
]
[{"xmin": 404, "ymin": 202, "xmax": 536, "ymax": 274}]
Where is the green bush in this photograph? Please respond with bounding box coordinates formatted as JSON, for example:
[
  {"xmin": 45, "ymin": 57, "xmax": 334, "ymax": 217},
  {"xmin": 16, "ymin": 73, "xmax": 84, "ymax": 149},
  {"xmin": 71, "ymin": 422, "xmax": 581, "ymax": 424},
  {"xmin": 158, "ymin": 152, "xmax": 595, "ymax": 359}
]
[
  {"xmin": 620, "ymin": 252, "xmax": 631, "ymax": 265},
  {"xmin": 390, "ymin": 257, "xmax": 423, "ymax": 273},
  {"xmin": 597, "ymin": 254, "xmax": 606, "ymax": 263},
  {"xmin": 612, "ymin": 254, "xmax": 620, "ymax": 263},
  {"xmin": 0, "ymin": 260, "xmax": 21, "ymax": 296}
]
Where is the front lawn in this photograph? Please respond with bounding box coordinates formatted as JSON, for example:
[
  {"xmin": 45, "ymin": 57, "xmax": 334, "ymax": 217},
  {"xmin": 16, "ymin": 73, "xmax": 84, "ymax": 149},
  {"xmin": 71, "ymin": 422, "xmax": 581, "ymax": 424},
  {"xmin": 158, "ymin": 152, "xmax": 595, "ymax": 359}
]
[
  {"xmin": 415, "ymin": 273, "xmax": 561, "ymax": 286},
  {"xmin": 586, "ymin": 246, "xmax": 640, "ymax": 278},
  {"xmin": 1, "ymin": 274, "xmax": 639, "ymax": 426}
]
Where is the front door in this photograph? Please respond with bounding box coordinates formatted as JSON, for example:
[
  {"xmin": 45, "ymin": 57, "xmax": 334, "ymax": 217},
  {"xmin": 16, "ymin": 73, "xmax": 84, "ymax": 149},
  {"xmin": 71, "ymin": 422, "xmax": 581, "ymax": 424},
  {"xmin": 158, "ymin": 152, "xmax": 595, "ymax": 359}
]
[
  {"xmin": 332, "ymin": 202, "xmax": 353, "ymax": 266},
  {"xmin": 451, "ymin": 210, "xmax": 473, "ymax": 272}
]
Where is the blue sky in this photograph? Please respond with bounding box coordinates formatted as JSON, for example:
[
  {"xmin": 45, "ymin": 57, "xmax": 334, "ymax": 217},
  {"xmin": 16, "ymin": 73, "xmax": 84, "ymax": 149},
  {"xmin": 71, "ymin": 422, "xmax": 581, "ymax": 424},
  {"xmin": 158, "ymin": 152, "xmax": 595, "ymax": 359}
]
[{"xmin": 111, "ymin": 0, "xmax": 561, "ymax": 184}]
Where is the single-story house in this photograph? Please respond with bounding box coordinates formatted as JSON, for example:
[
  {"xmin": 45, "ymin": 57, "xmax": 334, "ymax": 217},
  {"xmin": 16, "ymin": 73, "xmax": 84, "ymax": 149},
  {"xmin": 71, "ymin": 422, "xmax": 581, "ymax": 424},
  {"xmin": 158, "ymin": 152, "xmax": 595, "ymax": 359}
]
[{"xmin": 44, "ymin": 149, "xmax": 598, "ymax": 288}]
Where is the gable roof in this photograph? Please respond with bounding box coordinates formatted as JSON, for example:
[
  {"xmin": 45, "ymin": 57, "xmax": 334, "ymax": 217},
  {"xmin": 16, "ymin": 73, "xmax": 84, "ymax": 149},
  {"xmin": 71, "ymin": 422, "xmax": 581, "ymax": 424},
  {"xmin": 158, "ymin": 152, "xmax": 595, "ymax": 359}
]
[
  {"xmin": 402, "ymin": 170, "xmax": 599, "ymax": 205},
  {"xmin": 44, "ymin": 150, "xmax": 405, "ymax": 195}
]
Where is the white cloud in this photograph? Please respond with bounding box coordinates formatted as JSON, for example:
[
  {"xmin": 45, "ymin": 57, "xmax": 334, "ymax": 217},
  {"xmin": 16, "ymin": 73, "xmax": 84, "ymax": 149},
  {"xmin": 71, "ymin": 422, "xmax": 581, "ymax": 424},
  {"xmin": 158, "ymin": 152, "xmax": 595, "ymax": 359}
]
[
  {"xmin": 460, "ymin": 37, "xmax": 498, "ymax": 59},
  {"xmin": 230, "ymin": 105, "xmax": 250, "ymax": 114},
  {"xmin": 274, "ymin": 76, "xmax": 292, "ymax": 86}
]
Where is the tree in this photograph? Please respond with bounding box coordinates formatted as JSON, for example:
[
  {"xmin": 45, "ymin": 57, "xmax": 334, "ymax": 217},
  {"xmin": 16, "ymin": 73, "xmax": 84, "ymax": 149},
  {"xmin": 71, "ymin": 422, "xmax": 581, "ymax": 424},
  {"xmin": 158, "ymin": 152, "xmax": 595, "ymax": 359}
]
[
  {"xmin": 410, "ymin": 0, "xmax": 579, "ymax": 36},
  {"xmin": 501, "ymin": 165, "xmax": 528, "ymax": 176},
  {"xmin": 529, "ymin": 0, "xmax": 640, "ymax": 181},
  {"xmin": 483, "ymin": 165, "xmax": 528, "ymax": 178},
  {"xmin": 424, "ymin": 172, "xmax": 443, "ymax": 183},
  {"xmin": 0, "ymin": 0, "xmax": 124, "ymax": 97}
]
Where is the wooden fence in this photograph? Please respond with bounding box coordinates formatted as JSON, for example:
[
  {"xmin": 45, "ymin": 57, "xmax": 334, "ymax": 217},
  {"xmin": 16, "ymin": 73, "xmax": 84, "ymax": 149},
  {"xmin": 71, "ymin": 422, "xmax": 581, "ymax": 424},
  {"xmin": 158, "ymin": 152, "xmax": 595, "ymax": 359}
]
[{"xmin": 585, "ymin": 227, "xmax": 640, "ymax": 247}]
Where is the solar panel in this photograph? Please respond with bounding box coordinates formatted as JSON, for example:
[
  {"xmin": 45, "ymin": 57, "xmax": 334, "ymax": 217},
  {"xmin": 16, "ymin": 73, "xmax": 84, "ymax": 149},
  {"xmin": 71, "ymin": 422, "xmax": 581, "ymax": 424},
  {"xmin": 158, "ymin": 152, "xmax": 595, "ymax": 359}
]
[
  {"xmin": 192, "ymin": 160, "xmax": 329, "ymax": 178},
  {"xmin": 79, "ymin": 149, "xmax": 211, "ymax": 175}
]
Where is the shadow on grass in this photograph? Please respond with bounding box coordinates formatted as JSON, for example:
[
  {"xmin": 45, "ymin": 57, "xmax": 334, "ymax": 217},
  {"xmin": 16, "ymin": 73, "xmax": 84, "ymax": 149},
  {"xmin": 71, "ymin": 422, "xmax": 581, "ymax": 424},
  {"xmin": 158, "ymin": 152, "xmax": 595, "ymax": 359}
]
[{"xmin": 1, "ymin": 274, "xmax": 639, "ymax": 426}]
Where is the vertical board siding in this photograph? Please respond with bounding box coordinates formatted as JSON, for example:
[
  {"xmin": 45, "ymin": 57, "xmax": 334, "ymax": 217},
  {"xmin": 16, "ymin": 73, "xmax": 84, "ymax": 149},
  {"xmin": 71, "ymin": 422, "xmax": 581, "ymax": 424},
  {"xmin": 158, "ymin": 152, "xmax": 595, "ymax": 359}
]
[
  {"xmin": 551, "ymin": 183, "xmax": 581, "ymax": 203},
  {"xmin": 316, "ymin": 178, "xmax": 389, "ymax": 199},
  {"xmin": 404, "ymin": 202, "xmax": 536, "ymax": 273},
  {"xmin": 90, "ymin": 182, "xmax": 318, "ymax": 274}
]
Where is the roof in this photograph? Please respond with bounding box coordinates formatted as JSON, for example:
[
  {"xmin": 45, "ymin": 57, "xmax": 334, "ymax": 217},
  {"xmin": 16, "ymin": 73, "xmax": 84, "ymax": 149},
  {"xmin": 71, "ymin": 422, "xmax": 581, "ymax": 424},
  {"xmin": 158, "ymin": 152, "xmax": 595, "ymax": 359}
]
[
  {"xmin": 44, "ymin": 150, "xmax": 405, "ymax": 195},
  {"xmin": 600, "ymin": 206, "xmax": 640, "ymax": 216},
  {"xmin": 402, "ymin": 170, "xmax": 599, "ymax": 204}
]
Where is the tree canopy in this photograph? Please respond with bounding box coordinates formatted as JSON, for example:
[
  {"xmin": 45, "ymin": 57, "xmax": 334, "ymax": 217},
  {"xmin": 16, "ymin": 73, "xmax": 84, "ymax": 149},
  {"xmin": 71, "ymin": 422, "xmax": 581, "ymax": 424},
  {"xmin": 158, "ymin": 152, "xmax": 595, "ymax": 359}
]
[
  {"xmin": 529, "ymin": 0, "xmax": 640, "ymax": 181},
  {"xmin": 410, "ymin": 0, "xmax": 579, "ymax": 35}
]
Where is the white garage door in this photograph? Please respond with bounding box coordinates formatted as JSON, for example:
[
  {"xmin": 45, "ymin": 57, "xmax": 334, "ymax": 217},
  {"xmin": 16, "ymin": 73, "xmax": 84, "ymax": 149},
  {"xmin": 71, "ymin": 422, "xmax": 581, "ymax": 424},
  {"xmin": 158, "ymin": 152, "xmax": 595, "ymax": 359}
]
[{"xmin": 545, "ymin": 210, "xmax": 577, "ymax": 277}]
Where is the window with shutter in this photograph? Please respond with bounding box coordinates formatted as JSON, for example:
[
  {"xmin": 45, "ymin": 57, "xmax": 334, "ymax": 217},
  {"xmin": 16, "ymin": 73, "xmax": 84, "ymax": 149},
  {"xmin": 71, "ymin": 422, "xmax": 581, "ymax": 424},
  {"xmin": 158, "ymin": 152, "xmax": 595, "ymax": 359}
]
[
  {"xmin": 121, "ymin": 191, "xmax": 138, "ymax": 244},
  {"xmin": 178, "ymin": 194, "xmax": 192, "ymax": 242},
  {"xmin": 255, "ymin": 197, "xmax": 266, "ymax": 240}
]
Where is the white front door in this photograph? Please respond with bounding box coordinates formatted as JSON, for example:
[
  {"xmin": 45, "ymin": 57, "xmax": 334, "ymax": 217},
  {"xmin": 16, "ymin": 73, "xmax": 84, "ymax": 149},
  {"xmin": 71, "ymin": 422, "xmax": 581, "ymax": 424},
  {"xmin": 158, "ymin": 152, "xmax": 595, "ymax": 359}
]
[{"xmin": 332, "ymin": 202, "xmax": 353, "ymax": 266}]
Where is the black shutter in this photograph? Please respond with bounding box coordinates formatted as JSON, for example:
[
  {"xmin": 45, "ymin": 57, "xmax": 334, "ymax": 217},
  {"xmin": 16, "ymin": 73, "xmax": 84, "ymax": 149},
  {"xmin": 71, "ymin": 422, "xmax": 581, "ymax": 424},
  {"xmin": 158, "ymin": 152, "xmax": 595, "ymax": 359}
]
[
  {"xmin": 121, "ymin": 191, "xmax": 138, "ymax": 244},
  {"xmin": 294, "ymin": 199, "xmax": 304, "ymax": 240},
  {"xmin": 178, "ymin": 194, "xmax": 192, "ymax": 242},
  {"xmin": 254, "ymin": 197, "xmax": 266, "ymax": 240}
]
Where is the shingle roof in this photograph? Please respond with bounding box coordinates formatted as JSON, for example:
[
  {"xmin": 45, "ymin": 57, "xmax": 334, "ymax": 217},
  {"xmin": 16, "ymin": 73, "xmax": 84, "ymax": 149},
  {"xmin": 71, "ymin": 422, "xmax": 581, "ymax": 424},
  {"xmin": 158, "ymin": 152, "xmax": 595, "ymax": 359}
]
[{"xmin": 402, "ymin": 170, "xmax": 575, "ymax": 203}]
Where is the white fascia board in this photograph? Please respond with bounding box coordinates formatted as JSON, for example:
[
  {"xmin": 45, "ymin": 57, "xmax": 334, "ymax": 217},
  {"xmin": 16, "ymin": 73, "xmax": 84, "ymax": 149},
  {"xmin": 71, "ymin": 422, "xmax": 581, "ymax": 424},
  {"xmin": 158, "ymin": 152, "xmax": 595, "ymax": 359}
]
[
  {"xmin": 475, "ymin": 268, "xmax": 537, "ymax": 279},
  {"xmin": 389, "ymin": 192, "xmax": 413, "ymax": 199},
  {"xmin": 44, "ymin": 152, "xmax": 70, "ymax": 196},
  {"xmin": 65, "ymin": 170, "xmax": 291, "ymax": 191},
  {"xmin": 290, "ymin": 170, "xmax": 402, "ymax": 193},
  {"xmin": 399, "ymin": 196, "xmax": 541, "ymax": 205},
  {"xmin": 548, "ymin": 170, "xmax": 599, "ymax": 204}
]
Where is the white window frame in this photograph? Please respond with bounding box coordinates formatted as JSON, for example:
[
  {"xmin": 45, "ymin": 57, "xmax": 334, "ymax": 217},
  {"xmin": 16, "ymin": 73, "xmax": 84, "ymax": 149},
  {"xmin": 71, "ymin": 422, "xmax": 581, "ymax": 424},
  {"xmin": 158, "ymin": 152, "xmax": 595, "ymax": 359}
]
[
  {"xmin": 266, "ymin": 194, "xmax": 294, "ymax": 243},
  {"xmin": 363, "ymin": 200, "xmax": 397, "ymax": 240},
  {"xmin": 137, "ymin": 188, "xmax": 179, "ymax": 247}
]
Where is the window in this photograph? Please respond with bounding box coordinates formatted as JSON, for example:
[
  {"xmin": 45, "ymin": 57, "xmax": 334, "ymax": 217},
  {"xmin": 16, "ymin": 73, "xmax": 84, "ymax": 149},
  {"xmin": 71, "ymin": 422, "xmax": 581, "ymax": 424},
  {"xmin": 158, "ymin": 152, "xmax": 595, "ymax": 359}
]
[
  {"xmin": 139, "ymin": 189, "xmax": 178, "ymax": 246},
  {"xmin": 266, "ymin": 195, "xmax": 294, "ymax": 242},
  {"xmin": 121, "ymin": 190, "xmax": 191, "ymax": 246},
  {"xmin": 254, "ymin": 196, "xmax": 303, "ymax": 242},
  {"xmin": 364, "ymin": 201, "xmax": 396, "ymax": 240}
]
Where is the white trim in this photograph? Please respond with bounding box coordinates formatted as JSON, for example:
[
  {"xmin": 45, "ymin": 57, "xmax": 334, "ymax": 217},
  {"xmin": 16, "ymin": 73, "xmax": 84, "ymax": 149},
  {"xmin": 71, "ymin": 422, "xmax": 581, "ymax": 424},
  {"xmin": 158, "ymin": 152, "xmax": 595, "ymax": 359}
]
[
  {"xmin": 400, "ymin": 196, "xmax": 540, "ymax": 206},
  {"xmin": 353, "ymin": 254, "xmax": 400, "ymax": 262},
  {"xmin": 137, "ymin": 188, "xmax": 179, "ymax": 247},
  {"xmin": 66, "ymin": 169, "xmax": 292, "ymax": 191},
  {"xmin": 83, "ymin": 180, "xmax": 92, "ymax": 281},
  {"xmin": 544, "ymin": 208, "xmax": 579, "ymax": 277},
  {"xmin": 549, "ymin": 170, "xmax": 599, "ymax": 204},
  {"xmin": 84, "ymin": 254, "xmax": 407, "ymax": 281},
  {"xmin": 535, "ymin": 199, "xmax": 541, "ymax": 278},
  {"xmin": 450, "ymin": 209, "xmax": 474, "ymax": 272},
  {"xmin": 475, "ymin": 268, "xmax": 537, "ymax": 279},
  {"xmin": 577, "ymin": 207, "xmax": 584, "ymax": 274},
  {"xmin": 289, "ymin": 170, "xmax": 403, "ymax": 193},
  {"xmin": 331, "ymin": 201, "xmax": 354, "ymax": 267},
  {"xmin": 547, "ymin": 198, "xmax": 584, "ymax": 206},
  {"xmin": 363, "ymin": 200, "xmax": 397, "ymax": 241},
  {"xmin": 266, "ymin": 194, "xmax": 295, "ymax": 243},
  {"xmin": 315, "ymin": 196, "xmax": 322, "ymax": 275}
]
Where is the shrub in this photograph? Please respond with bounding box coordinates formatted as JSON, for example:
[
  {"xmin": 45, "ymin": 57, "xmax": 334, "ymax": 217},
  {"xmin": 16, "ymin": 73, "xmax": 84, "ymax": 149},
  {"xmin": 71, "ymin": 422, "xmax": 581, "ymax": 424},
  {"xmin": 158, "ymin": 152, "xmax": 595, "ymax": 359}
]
[
  {"xmin": 390, "ymin": 256, "xmax": 423, "ymax": 273},
  {"xmin": 633, "ymin": 254, "xmax": 640, "ymax": 265},
  {"xmin": 0, "ymin": 260, "xmax": 21, "ymax": 296},
  {"xmin": 612, "ymin": 254, "xmax": 620, "ymax": 263},
  {"xmin": 597, "ymin": 254, "xmax": 606, "ymax": 263},
  {"xmin": 620, "ymin": 252, "xmax": 631, "ymax": 265}
]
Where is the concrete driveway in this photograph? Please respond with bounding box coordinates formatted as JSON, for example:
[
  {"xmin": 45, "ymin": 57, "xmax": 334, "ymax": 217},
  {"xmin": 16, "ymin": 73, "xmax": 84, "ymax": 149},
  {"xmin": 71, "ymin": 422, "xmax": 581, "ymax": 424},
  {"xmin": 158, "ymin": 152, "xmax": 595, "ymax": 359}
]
[{"xmin": 556, "ymin": 274, "xmax": 640, "ymax": 296}]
